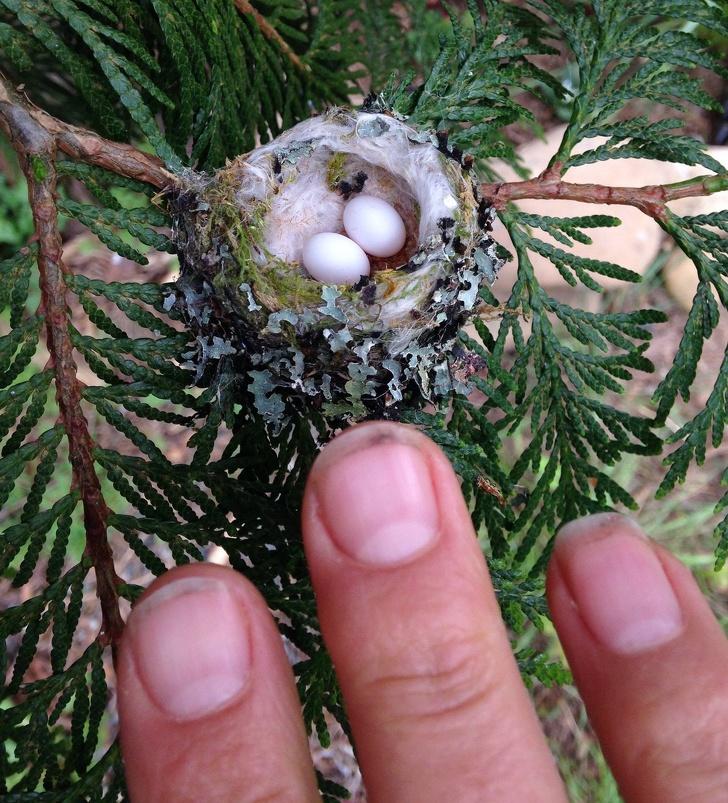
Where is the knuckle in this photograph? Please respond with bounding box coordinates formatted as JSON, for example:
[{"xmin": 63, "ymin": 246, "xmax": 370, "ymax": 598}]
[
  {"xmin": 166, "ymin": 726, "xmax": 312, "ymax": 803},
  {"xmin": 631, "ymin": 688, "xmax": 728, "ymax": 800},
  {"xmin": 361, "ymin": 624, "xmax": 498, "ymax": 724}
]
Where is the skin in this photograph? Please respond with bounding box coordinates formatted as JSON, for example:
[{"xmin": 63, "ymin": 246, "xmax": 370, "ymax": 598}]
[{"xmin": 118, "ymin": 421, "xmax": 728, "ymax": 802}]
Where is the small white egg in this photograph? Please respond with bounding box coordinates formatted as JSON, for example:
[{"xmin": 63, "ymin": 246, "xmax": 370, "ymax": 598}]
[
  {"xmin": 343, "ymin": 195, "xmax": 407, "ymax": 258},
  {"xmin": 301, "ymin": 232, "xmax": 370, "ymax": 284}
]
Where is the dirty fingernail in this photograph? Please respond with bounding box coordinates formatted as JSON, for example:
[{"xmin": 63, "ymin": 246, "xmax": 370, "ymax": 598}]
[
  {"xmin": 313, "ymin": 431, "xmax": 439, "ymax": 566},
  {"xmin": 129, "ymin": 577, "xmax": 252, "ymax": 720},
  {"xmin": 557, "ymin": 514, "xmax": 684, "ymax": 654}
]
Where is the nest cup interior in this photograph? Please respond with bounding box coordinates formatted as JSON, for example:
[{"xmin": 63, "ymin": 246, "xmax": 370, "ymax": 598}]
[
  {"xmin": 274, "ymin": 154, "xmax": 419, "ymax": 274},
  {"xmin": 235, "ymin": 112, "xmax": 466, "ymax": 281}
]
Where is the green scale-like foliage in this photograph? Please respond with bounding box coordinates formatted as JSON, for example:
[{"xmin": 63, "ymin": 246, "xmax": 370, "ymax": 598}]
[
  {"xmin": 0, "ymin": 0, "xmax": 444, "ymax": 171},
  {"xmin": 0, "ymin": 0, "xmax": 727, "ymax": 798}
]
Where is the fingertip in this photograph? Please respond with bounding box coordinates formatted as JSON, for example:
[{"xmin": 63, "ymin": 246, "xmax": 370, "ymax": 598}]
[
  {"xmin": 122, "ymin": 568, "xmax": 253, "ymax": 721},
  {"xmin": 548, "ymin": 513, "xmax": 728, "ymax": 802},
  {"xmin": 305, "ymin": 422, "xmax": 440, "ymax": 565},
  {"xmin": 303, "ymin": 420, "xmax": 476, "ymax": 568},
  {"xmin": 302, "ymin": 422, "xmax": 566, "ymax": 801},
  {"xmin": 118, "ymin": 564, "xmax": 319, "ymax": 802},
  {"xmin": 549, "ymin": 512, "xmax": 684, "ymax": 654},
  {"xmin": 554, "ymin": 511, "xmax": 646, "ymax": 546}
]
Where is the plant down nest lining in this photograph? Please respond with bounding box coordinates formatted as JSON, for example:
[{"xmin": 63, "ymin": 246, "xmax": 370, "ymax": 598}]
[{"xmin": 169, "ymin": 108, "xmax": 503, "ymax": 429}]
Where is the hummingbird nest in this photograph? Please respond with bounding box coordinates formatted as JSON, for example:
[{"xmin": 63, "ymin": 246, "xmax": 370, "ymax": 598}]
[{"xmin": 169, "ymin": 107, "xmax": 502, "ymax": 429}]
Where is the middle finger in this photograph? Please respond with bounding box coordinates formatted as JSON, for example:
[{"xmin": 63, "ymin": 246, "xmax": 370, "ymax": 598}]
[{"xmin": 302, "ymin": 422, "xmax": 566, "ymax": 803}]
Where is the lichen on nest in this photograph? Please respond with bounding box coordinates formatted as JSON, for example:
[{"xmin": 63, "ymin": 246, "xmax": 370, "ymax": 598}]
[{"xmin": 168, "ymin": 107, "xmax": 503, "ymax": 430}]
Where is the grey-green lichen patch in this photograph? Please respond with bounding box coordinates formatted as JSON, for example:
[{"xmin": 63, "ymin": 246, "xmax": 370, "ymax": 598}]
[
  {"xmin": 170, "ymin": 107, "xmax": 503, "ymax": 431},
  {"xmin": 357, "ymin": 116, "xmax": 391, "ymax": 137}
]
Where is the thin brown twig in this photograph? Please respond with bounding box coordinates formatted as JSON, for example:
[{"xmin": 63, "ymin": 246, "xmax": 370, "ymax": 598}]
[
  {"xmin": 481, "ymin": 171, "xmax": 728, "ymax": 219},
  {"xmin": 0, "ymin": 77, "xmax": 177, "ymax": 189},
  {"xmin": 0, "ymin": 77, "xmax": 126, "ymax": 653},
  {"xmin": 233, "ymin": 0, "xmax": 309, "ymax": 73}
]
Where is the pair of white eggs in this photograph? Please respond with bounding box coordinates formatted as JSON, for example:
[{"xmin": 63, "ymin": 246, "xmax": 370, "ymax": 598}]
[{"xmin": 301, "ymin": 195, "xmax": 407, "ymax": 284}]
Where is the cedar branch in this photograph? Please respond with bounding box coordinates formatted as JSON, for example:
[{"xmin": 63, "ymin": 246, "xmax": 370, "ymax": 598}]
[
  {"xmin": 4, "ymin": 73, "xmax": 725, "ymax": 216},
  {"xmin": 0, "ymin": 77, "xmax": 126, "ymax": 651},
  {"xmin": 481, "ymin": 171, "xmax": 728, "ymax": 218},
  {"xmin": 233, "ymin": 0, "xmax": 309, "ymax": 73},
  {"xmin": 0, "ymin": 75, "xmax": 177, "ymax": 189}
]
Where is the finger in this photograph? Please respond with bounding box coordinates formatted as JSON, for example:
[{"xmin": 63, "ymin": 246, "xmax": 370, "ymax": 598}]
[
  {"xmin": 302, "ymin": 421, "xmax": 566, "ymax": 803},
  {"xmin": 547, "ymin": 513, "xmax": 728, "ymax": 802},
  {"xmin": 118, "ymin": 563, "xmax": 318, "ymax": 803}
]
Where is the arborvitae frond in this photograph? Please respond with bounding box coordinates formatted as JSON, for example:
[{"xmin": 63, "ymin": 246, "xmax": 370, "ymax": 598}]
[
  {"xmin": 647, "ymin": 209, "xmax": 728, "ymax": 543},
  {"xmin": 435, "ymin": 201, "xmax": 667, "ymax": 568},
  {"xmin": 393, "ymin": 0, "xmax": 568, "ymax": 164},
  {"xmin": 398, "ymin": 0, "xmax": 727, "ymax": 570},
  {"xmin": 1, "ymin": 0, "xmax": 432, "ymax": 171},
  {"xmin": 0, "ymin": 245, "xmax": 34, "ymax": 326},
  {"xmin": 335, "ymin": 0, "xmax": 444, "ymax": 88},
  {"xmin": 535, "ymin": 0, "xmax": 728, "ymax": 169},
  {"xmin": 57, "ymin": 199, "xmax": 170, "ymax": 264}
]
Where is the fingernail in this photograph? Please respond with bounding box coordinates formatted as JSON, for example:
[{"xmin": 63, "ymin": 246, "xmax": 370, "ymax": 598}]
[
  {"xmin": 557, "ymin": 514, "xmax": 684, "ymax": 654},
  {"xmin": 314, "ymin": 429, "xmax": 439, "ymax": 565},
  {"xmin": 128, "ymin": 577, "xmax": 252, "ymax": 720}
]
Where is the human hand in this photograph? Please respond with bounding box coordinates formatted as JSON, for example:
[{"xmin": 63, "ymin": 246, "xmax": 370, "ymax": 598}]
[{"xmin": 118, "ymin": 421, "xmax": 728, "ymax": 802}]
